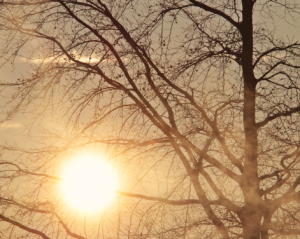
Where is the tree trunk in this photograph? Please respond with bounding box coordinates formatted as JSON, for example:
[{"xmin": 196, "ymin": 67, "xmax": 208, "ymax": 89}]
[
  {"xmin": 240, "ymin": 206, "xmax": 264, "ymax": 239},
  {"xmin": 241, "ymin": 1, "xmax": 263, "ymax": 238}
]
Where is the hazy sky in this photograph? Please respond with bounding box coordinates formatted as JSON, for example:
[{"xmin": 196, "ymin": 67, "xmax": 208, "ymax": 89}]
[{"xmin": 0, "ymin": 2, "xmax": 300, "ymax": 238}]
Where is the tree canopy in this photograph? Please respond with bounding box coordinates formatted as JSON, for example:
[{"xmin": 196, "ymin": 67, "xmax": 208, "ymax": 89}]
[{"xmin": 1, "ymin": 0, "xmax": 300, "ymax": 238}]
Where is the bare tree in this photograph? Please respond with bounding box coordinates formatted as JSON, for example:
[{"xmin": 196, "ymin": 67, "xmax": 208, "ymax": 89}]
[{"xmin": 1, "ymin": 0, "xmax": 300, "ymax": 238}]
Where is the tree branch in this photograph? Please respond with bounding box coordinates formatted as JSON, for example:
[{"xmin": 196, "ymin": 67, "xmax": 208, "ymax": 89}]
[
  {"xmin": 117, "ymin": 191, "xmax": 202, "ymax": 205},
  {"xmin": 256, "ymin": 106, "xmax": 300, "ymax": 128},
  {"xmin": 0, "ymin": 214, "xmax": 51, "ymax": 239},
  {"xmin": 188, "ymin": 0, "xmax": 241, "ymax": 29},
  {"xmin": 253, "ymin": 42, "xmax": 300, "ymax": 68}
]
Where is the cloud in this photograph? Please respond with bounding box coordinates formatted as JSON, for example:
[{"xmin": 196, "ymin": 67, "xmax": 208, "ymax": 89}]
[
  {"xmin": 0, "ymin": 122, "xmax": 23, "ymax": 130},
  {"xmin": 18, "ymin": 52, "xmax": 129, "ymax": 65},
  {"xmin": 19, "ymin": 53, "xmax": 102, "ymax": 64}
]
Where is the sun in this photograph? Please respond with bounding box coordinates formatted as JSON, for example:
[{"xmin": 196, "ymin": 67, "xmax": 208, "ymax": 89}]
[{"xmin": 60, "ymin": 153, "xmax": 117, "ymax": 212}]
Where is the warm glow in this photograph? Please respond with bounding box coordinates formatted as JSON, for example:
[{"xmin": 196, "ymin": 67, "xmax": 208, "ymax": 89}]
[{"xmin": 60, "ymin": 153, "xmax": 117, "ymax": 212}]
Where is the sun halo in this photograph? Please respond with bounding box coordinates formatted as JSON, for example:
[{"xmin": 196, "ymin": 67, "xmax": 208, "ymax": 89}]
[{"xmin": 60, "ymin": 153, "xmax": 117, "ymax": 212}]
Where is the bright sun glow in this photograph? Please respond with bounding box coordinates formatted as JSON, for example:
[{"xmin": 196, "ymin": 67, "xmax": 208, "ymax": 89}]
[{"xmin": 60, "ymin": 153, "xmax": 117, "ymax": 212}]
